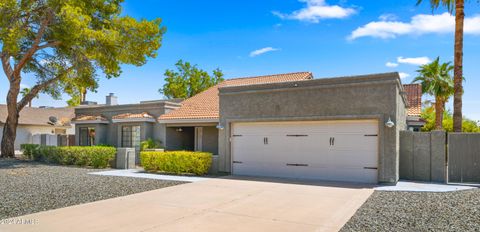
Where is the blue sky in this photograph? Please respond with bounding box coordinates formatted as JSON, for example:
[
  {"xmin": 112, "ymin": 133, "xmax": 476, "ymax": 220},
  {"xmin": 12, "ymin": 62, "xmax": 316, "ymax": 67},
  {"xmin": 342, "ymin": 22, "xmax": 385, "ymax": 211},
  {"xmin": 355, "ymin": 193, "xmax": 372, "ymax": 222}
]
[{"xmin": 2, "ymin": 0, "xmax": 480, "ymax": 119}]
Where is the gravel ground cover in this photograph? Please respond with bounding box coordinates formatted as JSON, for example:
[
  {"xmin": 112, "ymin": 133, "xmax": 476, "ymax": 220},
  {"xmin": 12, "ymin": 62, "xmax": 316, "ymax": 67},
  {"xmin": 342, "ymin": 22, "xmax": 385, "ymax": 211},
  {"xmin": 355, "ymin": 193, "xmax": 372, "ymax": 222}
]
[
  {"xmin": 0, "ymin": 159, "xmax": 185, "ymax": 219},
  {"xmin": 341, "ymin": 190, "xmax": 480, "ymax": 231}
]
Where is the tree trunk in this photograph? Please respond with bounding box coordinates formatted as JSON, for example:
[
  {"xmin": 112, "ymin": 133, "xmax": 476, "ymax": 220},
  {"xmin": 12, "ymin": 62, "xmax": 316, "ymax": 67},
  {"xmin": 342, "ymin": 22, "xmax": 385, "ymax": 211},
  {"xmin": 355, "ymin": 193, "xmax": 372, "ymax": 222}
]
[
  {"xmin": 453, "ymin": 0, "xmax": 464, "ymax": 132},
  {"xmin": 28, "ymin": 101, "xmax": 32, "ymax": 107},
  {"xmin": 434, "ymin": 97, "xmax": 444, "ymax": 130},
  {"xmin": 1, "ymin": 88, "xmax": 20, "ymax": 158},
  {"xmin": 81, "ymin": 87, "xmax": 87, "ymax": 102}
]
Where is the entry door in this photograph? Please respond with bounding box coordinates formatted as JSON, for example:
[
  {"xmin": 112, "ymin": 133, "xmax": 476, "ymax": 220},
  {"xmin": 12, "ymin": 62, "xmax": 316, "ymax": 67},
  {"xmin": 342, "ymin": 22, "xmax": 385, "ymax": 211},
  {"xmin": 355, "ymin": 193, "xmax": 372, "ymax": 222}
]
[{"xmin": 231, "ymin": 120, "xmax": 379, "ymax": 183}]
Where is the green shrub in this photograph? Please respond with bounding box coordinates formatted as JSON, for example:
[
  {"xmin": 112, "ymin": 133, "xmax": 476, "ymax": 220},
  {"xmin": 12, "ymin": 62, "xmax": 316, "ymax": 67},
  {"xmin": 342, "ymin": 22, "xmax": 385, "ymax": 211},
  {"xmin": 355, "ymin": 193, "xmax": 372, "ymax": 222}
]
[
  {"xmin": 140, "ymin": 151, "xmax": 212, "ymax": 175},
  {"xmin": 140, "ymin": 138, "xmax": 162, "ymax": 151},
  {"xmin": 20, "ymin": 145, "xmax": 116, "ymax": 168},
  {"xmin": 20, "ymin": 144, "xmax": 40, "ymax": 160}
]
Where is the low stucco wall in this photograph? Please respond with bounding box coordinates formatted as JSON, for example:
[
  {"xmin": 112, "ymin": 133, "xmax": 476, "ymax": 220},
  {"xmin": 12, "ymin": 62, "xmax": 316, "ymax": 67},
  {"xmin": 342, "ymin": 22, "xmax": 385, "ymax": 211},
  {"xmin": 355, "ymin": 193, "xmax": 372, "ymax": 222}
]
[
  {"xmin": 218, "ymin": 73, "xmax": 407, "ymax": 183},
  {"xmin": 1, "ymin": 125, "xmax": 72, "ymax": 150}
]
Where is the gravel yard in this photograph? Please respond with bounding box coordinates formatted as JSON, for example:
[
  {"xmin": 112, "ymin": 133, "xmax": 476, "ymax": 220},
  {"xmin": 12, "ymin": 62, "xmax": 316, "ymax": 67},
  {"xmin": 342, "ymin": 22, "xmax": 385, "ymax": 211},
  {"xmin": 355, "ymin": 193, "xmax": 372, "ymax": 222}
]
[
  {"xmin": 341, "ymin": 189, "xmax": 480, "ymax": 231},
  {"xmin": 0, "ymin": 159, "xmax": 185, "ymax": 219}
]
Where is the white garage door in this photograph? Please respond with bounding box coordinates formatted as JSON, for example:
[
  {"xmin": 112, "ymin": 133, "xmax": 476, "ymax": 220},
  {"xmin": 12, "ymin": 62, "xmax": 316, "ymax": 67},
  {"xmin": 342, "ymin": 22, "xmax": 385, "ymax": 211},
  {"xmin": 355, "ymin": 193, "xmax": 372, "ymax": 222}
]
[{"xmin": 231, "ymin": 120, "xmax": 379, "ymax": 183}]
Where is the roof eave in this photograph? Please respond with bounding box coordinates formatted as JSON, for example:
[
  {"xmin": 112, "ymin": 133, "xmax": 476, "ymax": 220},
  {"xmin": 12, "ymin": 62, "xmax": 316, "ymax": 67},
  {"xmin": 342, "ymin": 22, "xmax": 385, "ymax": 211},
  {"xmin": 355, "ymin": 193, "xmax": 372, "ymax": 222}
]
[
  {"xmin": 158, "ymin": 118, "xmax": 219, "ymax": 124},
  {"xmin": 112, "ymin": 118, "xmax": 156, "ymax": 123},
  {"xmin": 71, "ymin": 120, "xmax": 109, "ymax": 124}
]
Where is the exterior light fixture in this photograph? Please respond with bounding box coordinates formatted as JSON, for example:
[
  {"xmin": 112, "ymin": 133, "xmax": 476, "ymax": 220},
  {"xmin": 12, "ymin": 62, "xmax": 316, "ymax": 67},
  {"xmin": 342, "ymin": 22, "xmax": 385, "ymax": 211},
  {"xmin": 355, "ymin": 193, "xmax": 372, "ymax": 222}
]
[
  {"xmin": 216, "ymin": 124, "xmax": 224, "ymax": 130},
  {"xmin": 176, "ymin": 128, "xmax": 183, "ymax": 132},
  {"xmin": 385, "ymin": 117, "xmax": 395, "ymax": 128}
]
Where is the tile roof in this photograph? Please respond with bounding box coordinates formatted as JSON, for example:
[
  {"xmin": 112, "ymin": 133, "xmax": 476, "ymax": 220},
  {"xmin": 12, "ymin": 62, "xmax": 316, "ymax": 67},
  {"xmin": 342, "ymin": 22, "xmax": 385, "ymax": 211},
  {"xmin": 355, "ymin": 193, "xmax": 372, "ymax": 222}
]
[
  {"xmin": 72, "ymin": 115, "xmax": 108, "ymax": 122},
  {"xmin": 112, "ymin": 112, "xmax": 155, "ymax": 120},
  {"xmin": 159, "ymin": 72, "xmax": 313, "ymax": 121},
  {"xmin": 403, "ymin": 84, "xmax": 422, "ymax": 116},
  {"xmin": 0, "ymin": 105, "xmax": 74, "ymax": 126}
]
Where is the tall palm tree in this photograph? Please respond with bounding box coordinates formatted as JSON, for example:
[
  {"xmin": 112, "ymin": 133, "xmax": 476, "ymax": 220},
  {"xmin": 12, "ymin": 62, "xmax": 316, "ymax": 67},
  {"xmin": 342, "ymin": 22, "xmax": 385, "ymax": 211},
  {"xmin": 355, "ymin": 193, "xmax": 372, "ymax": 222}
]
[
  {"xmin": 417, "ymin": 0, "xmax": 464, "ymax": 132},
  {"xmin": 20, "ymin": 88, "xmax": 39, "ymax": 107},
  {"xmin": 413, "ymin": 57, "xmax": 454, "ymax": 129}
]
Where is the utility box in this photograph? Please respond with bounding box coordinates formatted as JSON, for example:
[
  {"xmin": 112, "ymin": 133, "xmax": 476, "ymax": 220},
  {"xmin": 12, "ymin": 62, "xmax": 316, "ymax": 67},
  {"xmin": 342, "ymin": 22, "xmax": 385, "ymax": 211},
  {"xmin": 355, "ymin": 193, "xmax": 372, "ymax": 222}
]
[{"xmin": 116, "ymin": 148, "xmax": 136, "ymax": 169}]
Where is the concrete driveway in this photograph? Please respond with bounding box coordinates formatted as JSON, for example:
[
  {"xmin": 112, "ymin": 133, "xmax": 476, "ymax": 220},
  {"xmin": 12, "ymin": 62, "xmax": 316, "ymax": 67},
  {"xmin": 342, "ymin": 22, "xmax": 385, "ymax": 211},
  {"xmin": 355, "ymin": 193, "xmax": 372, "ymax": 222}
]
[{"xmin": 0, "ymin": 177, "xmax": 373, "ymax": 232}]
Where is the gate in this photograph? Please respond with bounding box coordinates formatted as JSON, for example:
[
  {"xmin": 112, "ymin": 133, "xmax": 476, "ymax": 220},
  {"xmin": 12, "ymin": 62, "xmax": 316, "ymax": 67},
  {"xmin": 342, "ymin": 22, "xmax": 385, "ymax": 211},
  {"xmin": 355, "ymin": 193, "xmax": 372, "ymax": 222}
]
[{"xmin": 448, "ymin": 133, "xmax": 480, "ymax": 183}]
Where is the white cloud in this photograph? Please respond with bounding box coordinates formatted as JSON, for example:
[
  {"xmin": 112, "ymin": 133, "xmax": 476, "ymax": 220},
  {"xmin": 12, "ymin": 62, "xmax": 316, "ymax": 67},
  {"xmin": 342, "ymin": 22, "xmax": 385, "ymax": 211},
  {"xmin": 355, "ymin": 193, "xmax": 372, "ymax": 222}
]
[
  {"xmin": 379, "ymin": 13, "xmax": 398, "ymax": 21},
  {"xmin": 399, "ymin": 72, "xmax": 410, "ymax": 79},
  {"xmin": 386, "ymin": 62, "xmax": 399, "ymax": 68},
  {"xmin": 349, "ymin": 12, "xmax": 480, "ymax": 40},
  {"xmin": 397, "ymin": 56, "xmax": 431, "ymax": 66},
  {"xmin": 273, "ymin": 0, "xmax": 356, "ymax": 23},
  {"xmin": 249, "ymin": 47, "xmax": 280, "ymax": 57}
]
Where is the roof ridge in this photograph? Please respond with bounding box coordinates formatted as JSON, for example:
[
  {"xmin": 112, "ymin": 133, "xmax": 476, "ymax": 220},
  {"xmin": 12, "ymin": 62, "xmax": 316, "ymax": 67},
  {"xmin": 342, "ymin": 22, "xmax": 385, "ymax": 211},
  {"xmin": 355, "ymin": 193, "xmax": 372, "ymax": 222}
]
[{"xmin": 224, "ymin": 71, "xmax": 312, "ymax": 82}]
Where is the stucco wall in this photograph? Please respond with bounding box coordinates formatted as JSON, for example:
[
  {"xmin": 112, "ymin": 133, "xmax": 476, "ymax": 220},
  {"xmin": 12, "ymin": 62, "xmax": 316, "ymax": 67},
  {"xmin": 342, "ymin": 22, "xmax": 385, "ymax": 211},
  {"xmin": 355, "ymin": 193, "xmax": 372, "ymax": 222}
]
[
  {"xmin": 218, "ymin": 73, "xmax": 407, "ymax": 183},
  {"xmin": 202, "ymin": 126, "xmax": 219, "ymax": 155}
]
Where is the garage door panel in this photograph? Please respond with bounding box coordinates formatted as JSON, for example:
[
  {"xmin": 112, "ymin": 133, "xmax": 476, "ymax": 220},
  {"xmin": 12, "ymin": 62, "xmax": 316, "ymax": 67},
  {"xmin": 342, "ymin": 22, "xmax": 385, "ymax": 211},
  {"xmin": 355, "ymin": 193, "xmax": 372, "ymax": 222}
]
[
  {"xmin": 332, "ymin": 121, "xmax": 378, "ymax": 133},
  {"xmin": 333, "ymin": 134, "xmax": 378, "ymax": 151},
  {"xmin": 234, "ymin": 122, "xmax": 332, "ymax": 135},
  {"xmin": 290, "ymin": 167, "xmax": 377, "ymax": 183},
  {"xmin": 282, "ymin": 135, "xmax": 331, "ymax": 165},
  {"xmin": 329, "ymin": 150, "xmax": 377, "ymax": 168},
  {"xmin": 232, "ymin": 120, "xmax": 379, "ymax": 183}
]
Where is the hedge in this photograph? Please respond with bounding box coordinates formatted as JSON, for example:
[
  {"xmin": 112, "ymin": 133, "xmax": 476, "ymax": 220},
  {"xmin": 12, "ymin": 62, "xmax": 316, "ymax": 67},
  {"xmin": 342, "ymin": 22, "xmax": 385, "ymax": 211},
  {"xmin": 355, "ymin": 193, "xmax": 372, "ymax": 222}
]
[
  {"xmin": 20, "ymin": 144, "xmax": 116, "ymax": 168},
  {"xmin": 140, "ymin": 151, "xmax": 212, "ymax": 175}
]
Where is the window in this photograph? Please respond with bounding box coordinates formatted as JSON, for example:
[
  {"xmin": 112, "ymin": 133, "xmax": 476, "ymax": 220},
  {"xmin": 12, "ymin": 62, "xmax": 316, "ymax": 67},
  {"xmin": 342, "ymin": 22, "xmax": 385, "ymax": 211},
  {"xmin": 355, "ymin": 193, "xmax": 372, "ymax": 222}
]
[
  {"xmin": 122, "ymin": 126, "xmax": 141, "ymax": 148},
  {"xmin": 79, "ymin": 127, "xmax": 95, "ymax": 146}
]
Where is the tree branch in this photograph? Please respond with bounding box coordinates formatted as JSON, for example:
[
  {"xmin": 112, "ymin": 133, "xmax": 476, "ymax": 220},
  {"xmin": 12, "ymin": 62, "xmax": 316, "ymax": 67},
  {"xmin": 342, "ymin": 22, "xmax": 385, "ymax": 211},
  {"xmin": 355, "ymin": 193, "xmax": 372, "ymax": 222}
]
[
  {"xmin": 1, "ymin": 53, "xmax": 14, "ymax": 82},
  {"xmin": 17, "ymin": 66, "xmax": 74, "ymax": 111},
  {"xmin": 13, "ymin": 11, "xmax": 52, "ymax": 77},
  {"xmin": 37, "ymin": 41, "xmax": 61, "ymax": 50}
]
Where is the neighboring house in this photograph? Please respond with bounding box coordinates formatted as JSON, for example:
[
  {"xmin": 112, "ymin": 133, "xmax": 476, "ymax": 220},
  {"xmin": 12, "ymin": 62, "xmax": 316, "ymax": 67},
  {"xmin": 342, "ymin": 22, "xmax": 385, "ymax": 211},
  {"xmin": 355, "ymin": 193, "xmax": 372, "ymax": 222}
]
[
  {"xmin": 0, "ymin": 105, "xmax": 75, "ymax": 150},
  {"xmin": 403, "ymin": 84, "xmax": 425, "ymax": 131},
  {"xmin": 73, "ymin": 72, "xmax": 422, "ymax": 184}
]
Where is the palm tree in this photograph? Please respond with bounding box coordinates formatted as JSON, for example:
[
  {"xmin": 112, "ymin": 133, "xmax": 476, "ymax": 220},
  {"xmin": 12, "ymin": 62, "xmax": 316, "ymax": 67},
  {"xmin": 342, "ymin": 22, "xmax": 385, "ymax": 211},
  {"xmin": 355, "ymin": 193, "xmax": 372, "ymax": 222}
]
[
  {"xmin": 416, "ymin": 0, "xmax": 464, "ymax": 132},
  {"xmin": 413, "ymin": 57, "xmax": 454, "ymax": 129},
  {"xmin": 20, "ymin": 88, "xmax": 39, "ymax": 107}
]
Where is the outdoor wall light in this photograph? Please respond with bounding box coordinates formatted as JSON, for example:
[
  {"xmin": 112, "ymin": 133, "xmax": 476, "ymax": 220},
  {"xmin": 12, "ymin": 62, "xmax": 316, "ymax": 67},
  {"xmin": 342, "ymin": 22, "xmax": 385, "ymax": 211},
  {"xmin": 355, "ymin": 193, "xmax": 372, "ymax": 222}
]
[
  {"xmin": 175, "ymin": 128, "xmax": 183, "ymax": 132},
  {"xmin": 385, "ymin": 117, "xmax": 395, "ymax": 128},
  {"xmin": 216, "ymin": 124, "xmax": 224, "ymax": 130}
]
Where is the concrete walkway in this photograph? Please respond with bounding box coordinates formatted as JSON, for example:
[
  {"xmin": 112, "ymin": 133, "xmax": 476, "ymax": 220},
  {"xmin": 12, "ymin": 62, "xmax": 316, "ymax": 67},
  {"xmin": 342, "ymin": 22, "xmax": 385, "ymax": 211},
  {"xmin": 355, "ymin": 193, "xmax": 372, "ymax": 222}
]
[
  {"xmin": 374, "ymin": 181, "xmax": 477, "ymax": 192},
  {"xmin": 89, "ymin": 169, "xmax": 213, "ymax": 182},
  {"xmin": 0, "ymin": 177, "xmax": 373, "ymax": 232}
]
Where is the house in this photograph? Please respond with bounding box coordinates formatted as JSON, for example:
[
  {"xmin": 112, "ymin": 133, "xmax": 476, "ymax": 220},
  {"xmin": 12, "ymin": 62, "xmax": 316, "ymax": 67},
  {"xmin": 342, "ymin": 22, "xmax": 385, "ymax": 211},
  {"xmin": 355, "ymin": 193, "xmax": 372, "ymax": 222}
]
[
  {"xmin": 73, "ymin": 72, "xmax": 423, "ymax": 184},
  {"xmin": 403, "ymin": 84, "xmax": 425, "ymax": 131},
  {"xmin": 0, "ymin": 105, "xmax": 75, "ymax": 150},
  {"xmin": 72, "ymin": 96, "xmax": 181, "ymax": 148}
]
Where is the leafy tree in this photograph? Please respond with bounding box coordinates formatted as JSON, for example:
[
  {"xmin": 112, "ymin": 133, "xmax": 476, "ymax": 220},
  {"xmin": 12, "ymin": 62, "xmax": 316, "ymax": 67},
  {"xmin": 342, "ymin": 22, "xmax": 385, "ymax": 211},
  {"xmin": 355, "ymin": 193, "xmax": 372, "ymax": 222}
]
[
  {"xmin": 412, "ymin": 57, "xmax": 454, "ymax": 130},
  {"xmin": 64, "ymin": 79, "xmax": 98, "ymax": 106},
  {"xmin": 0, "ymin": 0, "xmax": 165, "ymax": 157},
  {"xmin": 20, "ymin": 88, "xmax": 39, "ymax": 107},
  {"xmin": 421, "ymin": 107, "xmax": 480, "ymax": 132},
  {"xmin": 159, "ymin": 60, "xmax": 224, "ymax": 99},
  {"xmin": 416, "ymin": 0, "xmax": 470, "ymax": 132}
]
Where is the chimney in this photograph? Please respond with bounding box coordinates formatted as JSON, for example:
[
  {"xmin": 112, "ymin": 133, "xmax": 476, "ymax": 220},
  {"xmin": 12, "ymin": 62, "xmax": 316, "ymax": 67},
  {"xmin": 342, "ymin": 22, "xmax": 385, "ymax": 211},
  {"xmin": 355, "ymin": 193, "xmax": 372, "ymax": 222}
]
[{"xmin": 106, "ymin": 93, "xmax": 118, "ymax": 106}]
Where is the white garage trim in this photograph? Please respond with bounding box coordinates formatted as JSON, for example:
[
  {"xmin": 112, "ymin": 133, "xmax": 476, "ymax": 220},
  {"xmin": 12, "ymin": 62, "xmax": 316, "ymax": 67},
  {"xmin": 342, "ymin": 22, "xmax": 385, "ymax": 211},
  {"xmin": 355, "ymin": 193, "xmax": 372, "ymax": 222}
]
[{"xmin": 230, "ymin": 120, "xmax": 379, "ymax": 183}]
